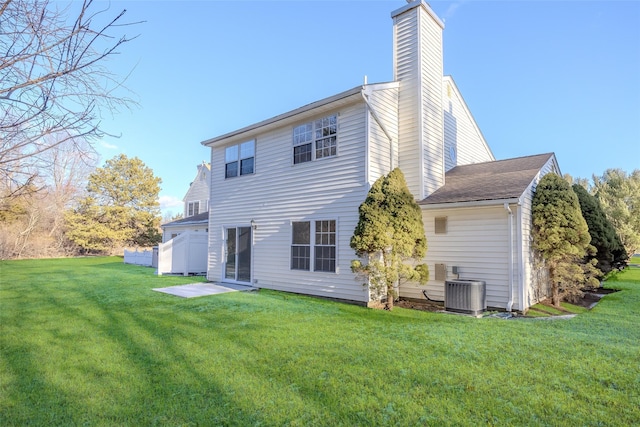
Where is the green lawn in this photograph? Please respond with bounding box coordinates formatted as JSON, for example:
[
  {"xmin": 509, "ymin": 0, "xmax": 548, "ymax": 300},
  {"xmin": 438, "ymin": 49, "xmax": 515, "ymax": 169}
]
[{"xmin": 1, "ymin": 257, "xmax": 639, "ymax": 426}]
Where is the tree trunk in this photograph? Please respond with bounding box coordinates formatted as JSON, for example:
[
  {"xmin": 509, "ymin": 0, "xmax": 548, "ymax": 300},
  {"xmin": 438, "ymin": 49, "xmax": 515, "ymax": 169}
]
[
  {"xmin": 552, "ymin": 282, "xmax": 561, "ymax": 307},
  {"xmin": 385, "ymin": 289, "xmax": 394, "ymax": 310},
  {"xmin": 548, "ymin": 264, "xmax": 561, "ymax": 307}
]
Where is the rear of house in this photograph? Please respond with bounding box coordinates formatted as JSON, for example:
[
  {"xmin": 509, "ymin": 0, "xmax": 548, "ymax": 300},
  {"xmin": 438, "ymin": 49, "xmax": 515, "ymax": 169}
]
[
  {"xmin": 199, "ymin": 0, "xmax": 558, "ymax": 312},
  {"xmin": 401, "ymin": 154, "xmax": 560, "ymax": 311},
  {"xmin": 203, "ymin": 86, "xmax": 402, "ymax": 303}
]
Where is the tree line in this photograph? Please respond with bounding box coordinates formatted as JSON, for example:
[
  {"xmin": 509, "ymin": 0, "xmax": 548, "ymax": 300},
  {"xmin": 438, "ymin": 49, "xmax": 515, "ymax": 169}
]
[
  {"xmin": 0, "ymin": 150, "xmax": 163, "ymax": 258},
  {"xmin": 532, "ymin": 171, "xmax": 639, "ymax": 307},
  {"xmin": 1, "ymin": 0, "xmax": 162, "ymax": 258}
]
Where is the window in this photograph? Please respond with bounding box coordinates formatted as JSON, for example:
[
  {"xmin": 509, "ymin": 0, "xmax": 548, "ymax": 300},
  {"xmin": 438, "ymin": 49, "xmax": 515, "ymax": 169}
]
[
  {"xmin": 314, "ymin": 116, "xmax": 337, "ymax": 160},
  {"xmin": 314, "ymin": 220, "xmax": 336, "ymax": 272},
  {"xmin": 291, "ymin": 222, "xmax": 310, "ymax": 270},
  {"xmin": 187, "ymin": 201, "xmax": 200, "ymax": 217},
  {"xmin": 293, "ymin": 123, "xmax": 312, "ymax": 164},
  {"xmin": 290, "ymin": 220, "xmax": 336, "ymax": 272},
  {"xmin": 293, "ymin": 114, "xmax": 337, "ymax": 164},
  {"xmin": 225, "ymin": 140, "xmax": 255, "ymax": 178}
]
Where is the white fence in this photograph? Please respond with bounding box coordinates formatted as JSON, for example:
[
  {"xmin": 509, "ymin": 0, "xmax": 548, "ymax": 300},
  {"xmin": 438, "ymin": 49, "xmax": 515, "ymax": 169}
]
[
  {"xmin": 124, "ymin": 248, "xmax": 156, "ymax": 267},
  {"xmin": 157, "ymin": 231, "xmax": 208, "ymax": 276}
]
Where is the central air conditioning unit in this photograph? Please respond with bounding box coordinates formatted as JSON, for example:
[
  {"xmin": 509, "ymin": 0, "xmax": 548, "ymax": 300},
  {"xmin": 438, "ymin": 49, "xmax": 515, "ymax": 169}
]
[{"xmin": 445, "ymin": 280, "xmax": 486, "ymax": 316}]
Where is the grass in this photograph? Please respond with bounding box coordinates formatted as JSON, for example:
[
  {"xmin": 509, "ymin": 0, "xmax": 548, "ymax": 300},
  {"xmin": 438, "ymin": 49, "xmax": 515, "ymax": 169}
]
[
  {"xmin": 1, "ymin": 257, "xmax": 639, "ymax": 426},
  {"xmin": 527, "ymin": 300, "xmax": 591, "ymax": 318}
]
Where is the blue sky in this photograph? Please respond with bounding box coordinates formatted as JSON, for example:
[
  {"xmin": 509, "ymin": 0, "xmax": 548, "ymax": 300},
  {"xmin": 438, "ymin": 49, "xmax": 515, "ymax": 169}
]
[{"xmin": 97, "ymin": 1, "xmax": 640, "ymax": 216}]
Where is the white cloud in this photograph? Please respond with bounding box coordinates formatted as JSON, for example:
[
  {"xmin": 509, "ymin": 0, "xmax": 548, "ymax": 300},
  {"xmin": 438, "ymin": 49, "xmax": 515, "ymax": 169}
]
[
  {"xmin": 159, "ymin": 195, "xmax": 183, "ymax": 210},
  {"xmin": 100, "ymin": 141, "xmax": 119, "ymax": 150},
  {"xmin": 442, "ymin": 2, "xmax": 463, "ymax": 22}
]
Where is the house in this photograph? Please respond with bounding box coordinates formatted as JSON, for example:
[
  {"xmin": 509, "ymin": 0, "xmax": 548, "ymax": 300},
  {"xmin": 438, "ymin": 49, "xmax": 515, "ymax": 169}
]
[
  {"xmin": 160, "ymin": 162, "xmax": 210, "ymax": 243},
  {"xmin": 157, "ymin": 162, "xmax": 210, "ymax": 275},
  {"xmin": 200, "ymin": 0, "xmax": 560, "ymax": 311}
]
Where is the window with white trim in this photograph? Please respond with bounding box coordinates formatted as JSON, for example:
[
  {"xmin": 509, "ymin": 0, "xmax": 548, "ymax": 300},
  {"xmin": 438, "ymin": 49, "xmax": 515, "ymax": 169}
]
[
  {"xmin": 290, "ymin": 220, "xmax": 336, "ymax": 272},
  {"xmin": 291, "ymin": 221, "xmax": 311, "ymax": 271},
  {"xmin": 293, "ymin": 114, "xmax": 337, "ymax": 164},
  {"xmin": 187, "ymin": 201, "xmax": 200, "ymax": 217},
  {"xmin": 225, "ymin": 140, "xmax": 255, "ymax": 178},
  {"xmin": 314, "ymin": 220, "xmax": 336, "ymax": 272}
]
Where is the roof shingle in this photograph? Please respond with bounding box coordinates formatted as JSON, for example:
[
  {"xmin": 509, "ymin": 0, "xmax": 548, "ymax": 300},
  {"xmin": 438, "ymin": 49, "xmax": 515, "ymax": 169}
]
[
  {"xmin": 161, "ymin": 211, "xmax": 209, "ymax": 227},
  {"xmin": 420, "ymin": 153, "xmax": 555, "ymax": 205}
]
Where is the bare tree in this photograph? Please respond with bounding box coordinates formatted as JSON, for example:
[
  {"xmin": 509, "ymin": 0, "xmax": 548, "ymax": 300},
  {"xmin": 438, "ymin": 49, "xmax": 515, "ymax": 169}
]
[
  {"xmin": 0, "ymin": 136, "xmax": 97, "ymax": 258},
  {"xmin": 0, "ymin": 0, "xmax": 139, "ymax": 200}
]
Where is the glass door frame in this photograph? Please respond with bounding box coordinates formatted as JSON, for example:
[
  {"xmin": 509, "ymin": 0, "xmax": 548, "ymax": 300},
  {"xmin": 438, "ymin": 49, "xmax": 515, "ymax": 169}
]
[{"xmin": 223, "ymin": 225, "xmax": 252, "ymax": 284}]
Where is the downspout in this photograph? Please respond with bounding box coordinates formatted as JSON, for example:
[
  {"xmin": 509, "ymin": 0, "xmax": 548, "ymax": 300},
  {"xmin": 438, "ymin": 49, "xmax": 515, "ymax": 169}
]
[
  {"xmin": 517, "ymin": 195, "xmax": 525, "ymax": 312},
  {"xmin": 505, "ymin": 203, "xmax": 514, "ymax": 312},
  {"xmin": 363, "ymin": 85, "xmax": 370, "ymax": 188},
  {"xmin": 361, "ymin": 91, "xmax": 395, "ymax": 170}
]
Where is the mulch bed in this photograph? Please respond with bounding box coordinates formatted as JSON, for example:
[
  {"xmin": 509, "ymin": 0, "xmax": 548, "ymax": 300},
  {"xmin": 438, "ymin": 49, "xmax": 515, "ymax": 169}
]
[{"xmin": 396, "ymin": 288, "xmax": 619, "ymax": 315}]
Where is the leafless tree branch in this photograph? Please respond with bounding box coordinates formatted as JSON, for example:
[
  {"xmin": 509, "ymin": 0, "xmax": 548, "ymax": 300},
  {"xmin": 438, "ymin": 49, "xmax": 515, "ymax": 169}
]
[{"xmin": 0, "ymin": 0, "xmax": 140, "ymax": 201}]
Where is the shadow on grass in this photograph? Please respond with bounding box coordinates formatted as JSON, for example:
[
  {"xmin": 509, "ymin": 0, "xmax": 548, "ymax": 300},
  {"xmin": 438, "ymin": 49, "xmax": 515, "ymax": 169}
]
[{"xmin": 0, "ymin": 260, "xmax": 276, "ymax": 425}]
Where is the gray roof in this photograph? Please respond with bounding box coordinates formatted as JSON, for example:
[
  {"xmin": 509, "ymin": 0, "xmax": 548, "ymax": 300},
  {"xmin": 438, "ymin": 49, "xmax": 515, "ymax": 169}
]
[
  {"xmin": 420, "ymin": 153, "xmax": 555, "ymax": 206},
  {"xmin": 161, "ymin": 211, "xmax": 209, "ymax": 227}
]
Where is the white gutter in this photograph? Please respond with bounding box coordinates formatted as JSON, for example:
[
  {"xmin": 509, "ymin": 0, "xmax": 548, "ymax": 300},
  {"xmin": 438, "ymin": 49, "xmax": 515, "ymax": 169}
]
[
  {"xmin": 505, "ymin": 202, "xmax": 514, "ymax": 312},
  {"xmin": 361, "ymin": 91, "xmax": 395, "ymax": 170},
  {"xmin": 420, "ymin": 197, "xmax": 520, "ymax": 210}
]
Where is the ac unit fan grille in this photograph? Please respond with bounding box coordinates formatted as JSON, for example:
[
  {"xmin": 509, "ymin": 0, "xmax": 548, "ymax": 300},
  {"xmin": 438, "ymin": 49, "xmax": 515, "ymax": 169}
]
[{"xmin": 445, "ymin": 280, "xmax": 486, "ymax": 316}]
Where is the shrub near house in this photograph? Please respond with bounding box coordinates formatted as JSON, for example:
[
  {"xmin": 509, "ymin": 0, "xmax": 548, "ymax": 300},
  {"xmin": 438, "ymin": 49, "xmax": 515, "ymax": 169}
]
[{"xmin": 532, "ymin": 174, "xmax": 600, "ymax": 306}]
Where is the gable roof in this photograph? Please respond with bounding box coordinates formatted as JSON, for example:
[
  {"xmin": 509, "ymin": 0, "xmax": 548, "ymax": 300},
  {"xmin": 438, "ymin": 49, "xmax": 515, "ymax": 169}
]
[
  {"xmin": 161, "ymin": 211, "xmax": 209, "ymax": 228},
  {"xmin": 183, "ymin": 162, "xmax": 211, "ymax": 203},
  {"xmin": 201, "ymin": 85, "xmax": 365, "ymax": 147},
  {"xmin": 420, "ymin": 153, "xmax": 556, "ymax": 206},
  {"xmin": 443, "ymin": 76, "xmax": 494, "ymax": 163}
]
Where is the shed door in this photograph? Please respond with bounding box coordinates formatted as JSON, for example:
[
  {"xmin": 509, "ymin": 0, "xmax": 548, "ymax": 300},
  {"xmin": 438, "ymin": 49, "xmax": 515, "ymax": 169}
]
[{"xmin": 224, "ymin": 226, "xmax": 251, "ymax": 283}]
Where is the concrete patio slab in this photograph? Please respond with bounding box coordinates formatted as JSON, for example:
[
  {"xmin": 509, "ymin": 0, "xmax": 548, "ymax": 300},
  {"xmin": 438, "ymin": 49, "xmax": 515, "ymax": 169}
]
[{"xmin": 153, "ymin": 282, "xmax": 256, "ymax": 298}]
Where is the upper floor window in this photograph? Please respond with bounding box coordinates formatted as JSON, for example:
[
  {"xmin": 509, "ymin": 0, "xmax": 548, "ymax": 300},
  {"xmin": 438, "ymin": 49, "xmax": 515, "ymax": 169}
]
[
  {"xmin": 225, "ymin": 140, "xmax": 255, "ymax": 178},
  {"xmin": 187, "ymin": 201, "xmax": 200, "ymax": 217},
  {"xmin": 293, "ymin": 114, "xmax": 337, "ymax": 165}
]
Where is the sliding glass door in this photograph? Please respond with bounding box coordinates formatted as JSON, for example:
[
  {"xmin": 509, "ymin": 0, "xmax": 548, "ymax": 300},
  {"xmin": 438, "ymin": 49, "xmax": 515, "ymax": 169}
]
[{"xmin": 224, "ymin": 226, "xmax": 251, "ymax": 283}]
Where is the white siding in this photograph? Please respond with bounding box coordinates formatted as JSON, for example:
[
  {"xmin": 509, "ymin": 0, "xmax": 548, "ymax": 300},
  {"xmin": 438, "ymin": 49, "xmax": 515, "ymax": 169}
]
[
  {"xmin": 400, "ymin": 206, "xmax": 513, "ymax": 309},
  {"xmin": 419, "ymin": 9, "xmax": 445, "ymax": 198},
  {"xmin": 393, "ymin": 2, "xmax": 445, "ymax": 200},
  {"xmin": 394, "ymin": 9, "xmax": 423, "ymax": 198},
  {"xmin": 519, "ymin": 156, "xmax": 561, "ymax": 310},
  {"xmin": 366, "ymin": 85, "xmax": 399, "ymax": 184},
  {"xmin": 443, "ymin": 77, "xmax": 494, "ymax": 171},
  {"xmin": 207, "ymin": 100, "xmax": 370, "ymax": 303},
  {"xmin": 183, "ymin": 164, "xmax": 210, "ymax": 216}
]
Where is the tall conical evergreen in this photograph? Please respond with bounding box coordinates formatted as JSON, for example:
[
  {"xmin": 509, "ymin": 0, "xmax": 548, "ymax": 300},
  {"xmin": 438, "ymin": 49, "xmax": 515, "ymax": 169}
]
[
  {"xmin": 351, "ymin": 168, "xmax": 428, "ymax": 310},
  {"xmin": 532, "ymin": 174, "xmax": 600, "ymax": 306},
  {"xmin": 572, "ymin": 184, "xmax": 627, "ymax": 273}
]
